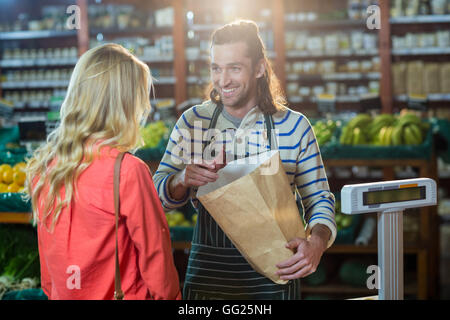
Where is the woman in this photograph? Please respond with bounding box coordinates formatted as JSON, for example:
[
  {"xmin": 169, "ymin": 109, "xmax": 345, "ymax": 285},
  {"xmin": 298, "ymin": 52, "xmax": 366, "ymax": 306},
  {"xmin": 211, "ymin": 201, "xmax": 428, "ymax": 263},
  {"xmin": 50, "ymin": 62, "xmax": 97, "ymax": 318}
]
[{"xmin": 25, "ymin": 43, "xmax": 181, "ymax": 300}]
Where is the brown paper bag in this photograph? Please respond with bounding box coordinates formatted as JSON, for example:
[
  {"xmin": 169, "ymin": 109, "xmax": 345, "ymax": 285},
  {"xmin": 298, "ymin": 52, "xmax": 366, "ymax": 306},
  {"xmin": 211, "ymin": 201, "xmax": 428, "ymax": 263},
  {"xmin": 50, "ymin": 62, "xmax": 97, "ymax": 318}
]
[{"xmin": 197, "ymin": 150, "xmax": 305, "ymax": 284}]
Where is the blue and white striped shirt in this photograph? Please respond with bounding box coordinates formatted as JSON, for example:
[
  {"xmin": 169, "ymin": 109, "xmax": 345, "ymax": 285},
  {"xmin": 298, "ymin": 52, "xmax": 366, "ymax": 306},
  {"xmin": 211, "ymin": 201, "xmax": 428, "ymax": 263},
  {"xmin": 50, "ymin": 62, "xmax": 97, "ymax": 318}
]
[{"xmin": 153, "ymin": 100, "xmax": 336, "ymax": 248}]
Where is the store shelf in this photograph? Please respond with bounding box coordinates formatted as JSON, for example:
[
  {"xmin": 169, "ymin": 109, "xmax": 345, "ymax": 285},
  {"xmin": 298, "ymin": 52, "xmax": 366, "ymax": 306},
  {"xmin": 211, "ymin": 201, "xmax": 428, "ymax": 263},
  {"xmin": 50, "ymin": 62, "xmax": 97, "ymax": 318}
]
[
  {"xmin": 90, "ymin": 27, "xmax": 173, "ymax": 36},
  {"xmin": 0, "ymin": 30, "xmax": 77, "ymax": 40},
  {"xmin": 186, "ymin": 76, "xmax": 210, "ymax": 84},
  {"xmin": 0, "ymin": 58, "xmax": 78, "ymax": 68},
  {"xmin": 285, "ymin": 19, "xmax": 369, "ymax": 29},
  {"xmin": 286, "ymin": 49, "xmax": 379, "ymax": 59},
  {"xmin": 288, "ymin": 95, "xmax": 361, "ymax": 104},
  {"xmin": 186, "ymin": 22, "xmax": 268, "ymax": 32},
  {"xmin": 139, "ymin": 56, "xmax": 174, "ymax": 63},
  {"xmin": 287, "ymin": 72, "xmax": 380, "ymax": 82},
  {"xmin": 186, "ymin": 51, "xmax": 275, "ymax": 61},
  {"xmin": 1, "ymin": 80, "xmax": 70, "ymax": 89},
  {"xmin": 0, "ymin": 212, "xmax": 32, "ymax": 224},
  {"xmin": 392, "ymin": 47, "xmax": 450, "ymax": 56},
  {"xmin": 395, "ymin": 94, "xmax": 450, "ymax": 102},
  {"xmin": 152, "ymin": 77, "xmax": 176, "ymax": 85},
  {"xmin": 390, "ymin": 15, "xmax": 450, "ymax": 24}
]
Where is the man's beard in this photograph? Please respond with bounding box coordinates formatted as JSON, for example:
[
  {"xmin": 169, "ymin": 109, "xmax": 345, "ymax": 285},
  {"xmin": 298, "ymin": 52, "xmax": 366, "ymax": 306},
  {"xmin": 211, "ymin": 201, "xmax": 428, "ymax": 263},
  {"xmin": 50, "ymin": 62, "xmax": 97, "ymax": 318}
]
[{"xmin": 219, "ymin": 85, "xmax": 254, "ymax": 109}]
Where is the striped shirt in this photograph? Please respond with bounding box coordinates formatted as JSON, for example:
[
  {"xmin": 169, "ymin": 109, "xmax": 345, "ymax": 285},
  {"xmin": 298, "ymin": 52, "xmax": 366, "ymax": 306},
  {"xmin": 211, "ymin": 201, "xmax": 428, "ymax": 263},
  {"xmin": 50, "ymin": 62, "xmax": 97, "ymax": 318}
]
[{"xmin": 153, "ymin": 100, "xmax": 336, "ymax": 248}]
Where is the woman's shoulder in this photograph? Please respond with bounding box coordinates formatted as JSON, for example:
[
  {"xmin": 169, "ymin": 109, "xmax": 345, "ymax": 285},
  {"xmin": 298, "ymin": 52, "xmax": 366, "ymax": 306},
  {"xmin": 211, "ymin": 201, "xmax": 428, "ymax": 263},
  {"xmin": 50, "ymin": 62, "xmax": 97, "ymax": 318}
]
[
  {"xmin": 121, "ymin": 152, "xmax": 149, "ymax": 173},
  {"xmin": 97, "ymin": 146, "xmax": 149, "ymax": 175}
]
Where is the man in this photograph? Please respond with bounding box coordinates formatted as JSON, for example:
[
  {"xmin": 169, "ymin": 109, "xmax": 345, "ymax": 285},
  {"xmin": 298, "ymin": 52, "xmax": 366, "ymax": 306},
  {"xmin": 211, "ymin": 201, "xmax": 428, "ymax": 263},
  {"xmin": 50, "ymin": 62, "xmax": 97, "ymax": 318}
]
[{"xmin": 153, "ymin": 20, "xmax": 336, "ymax": 300}]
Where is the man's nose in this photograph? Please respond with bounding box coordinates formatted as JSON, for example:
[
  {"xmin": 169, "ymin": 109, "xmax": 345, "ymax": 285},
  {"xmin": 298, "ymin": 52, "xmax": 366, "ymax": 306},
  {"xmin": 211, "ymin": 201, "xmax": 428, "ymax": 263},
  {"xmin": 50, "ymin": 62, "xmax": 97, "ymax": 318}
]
[{"xmin": 219, "ymin": 71, "xmax": 231, "ymax": 87}]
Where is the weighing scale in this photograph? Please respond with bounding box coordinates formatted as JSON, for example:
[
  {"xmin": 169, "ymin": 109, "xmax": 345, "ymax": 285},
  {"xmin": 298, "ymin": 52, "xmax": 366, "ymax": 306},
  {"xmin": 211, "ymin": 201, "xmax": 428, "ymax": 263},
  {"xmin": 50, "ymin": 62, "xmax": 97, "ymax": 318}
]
[{"xmin": 341, "ymin": 178, "xmax": 437, "ymax": 300}]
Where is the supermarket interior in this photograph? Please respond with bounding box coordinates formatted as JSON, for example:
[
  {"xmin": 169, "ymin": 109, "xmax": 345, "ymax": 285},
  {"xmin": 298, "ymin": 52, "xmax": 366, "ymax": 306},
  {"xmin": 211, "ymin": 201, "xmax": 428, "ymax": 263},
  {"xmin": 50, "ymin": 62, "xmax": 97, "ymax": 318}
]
[{"xmin": 0, "ymin": 0, "xmax": 450, "ymax": 301}]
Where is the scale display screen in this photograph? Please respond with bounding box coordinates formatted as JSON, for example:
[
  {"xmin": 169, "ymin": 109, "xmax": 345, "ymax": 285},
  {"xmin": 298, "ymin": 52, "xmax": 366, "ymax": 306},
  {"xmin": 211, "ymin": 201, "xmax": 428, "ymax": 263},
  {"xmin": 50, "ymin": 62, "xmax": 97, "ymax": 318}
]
[{"xmin": 363, "ymin": 186, "xmax": 426, "ymax": 205}]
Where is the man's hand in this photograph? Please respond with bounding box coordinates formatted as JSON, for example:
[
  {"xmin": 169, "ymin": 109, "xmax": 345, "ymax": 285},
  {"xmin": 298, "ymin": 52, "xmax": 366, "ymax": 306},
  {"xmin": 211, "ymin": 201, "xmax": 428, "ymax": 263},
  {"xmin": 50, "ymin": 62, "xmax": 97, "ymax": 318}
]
[
  {"xmin": 168, "ymin": 147, "xmax": 227, "ymax": 200},
  {"xmin": 276, "ymin": 224, "xmax": 331, "ymax": 280}
]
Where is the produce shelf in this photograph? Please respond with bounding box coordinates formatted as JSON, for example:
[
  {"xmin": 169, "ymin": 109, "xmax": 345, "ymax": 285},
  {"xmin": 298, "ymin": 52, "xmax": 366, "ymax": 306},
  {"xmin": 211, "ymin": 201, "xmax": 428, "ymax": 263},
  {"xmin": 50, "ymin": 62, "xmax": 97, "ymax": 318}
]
[{"xmin": 0, "ymin": 212, "xmax": 32, "ymax": 224}]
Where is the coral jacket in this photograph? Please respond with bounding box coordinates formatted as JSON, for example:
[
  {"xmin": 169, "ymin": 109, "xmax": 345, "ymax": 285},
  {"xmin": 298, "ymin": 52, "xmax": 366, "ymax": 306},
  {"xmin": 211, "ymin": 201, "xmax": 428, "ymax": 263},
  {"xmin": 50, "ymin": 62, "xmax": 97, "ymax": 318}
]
[{"xmin": 36, "ymin": 147, "xmax": 181, "ymax": 300}]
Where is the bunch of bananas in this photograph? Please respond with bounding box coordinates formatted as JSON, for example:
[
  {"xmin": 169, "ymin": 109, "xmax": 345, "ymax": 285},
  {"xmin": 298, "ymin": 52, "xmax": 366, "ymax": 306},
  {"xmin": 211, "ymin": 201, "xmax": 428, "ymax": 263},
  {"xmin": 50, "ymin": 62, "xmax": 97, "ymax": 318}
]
[
  {"xmin": 374, "ymin": 112, "xmax": 429, "ymax": 146},
  {"xmin": 339, "ymin": 111, "xmax": 430, "ymax": 147},
  {"xmin": 313, "ymin": 119, "xmax": 339, "ymax": 146},
  {"xmin": 339, "ymin": 114, "xmax": 373, "ymax": 145}
]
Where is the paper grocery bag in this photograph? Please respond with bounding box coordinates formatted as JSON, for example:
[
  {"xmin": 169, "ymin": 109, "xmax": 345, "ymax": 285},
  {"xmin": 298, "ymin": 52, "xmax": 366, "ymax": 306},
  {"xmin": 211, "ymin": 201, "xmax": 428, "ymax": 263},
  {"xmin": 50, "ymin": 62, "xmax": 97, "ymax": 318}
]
[{"xmin": 197, "ymin": 150, "xmax": 305, "ymax": 284}]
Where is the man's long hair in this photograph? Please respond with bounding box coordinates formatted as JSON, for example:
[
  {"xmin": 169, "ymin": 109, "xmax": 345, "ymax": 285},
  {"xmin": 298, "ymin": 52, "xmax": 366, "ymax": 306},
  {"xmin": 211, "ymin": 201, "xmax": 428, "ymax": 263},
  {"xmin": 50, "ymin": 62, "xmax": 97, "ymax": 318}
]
[{"xmin": 207, "ymin": 20, "xmax": 286, "ymax": 115}]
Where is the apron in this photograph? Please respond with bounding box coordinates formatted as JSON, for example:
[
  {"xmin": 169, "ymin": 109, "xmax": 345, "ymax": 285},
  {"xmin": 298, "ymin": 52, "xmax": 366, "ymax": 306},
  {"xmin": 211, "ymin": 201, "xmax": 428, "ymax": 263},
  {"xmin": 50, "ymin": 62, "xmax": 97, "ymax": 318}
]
[{"xmin": 183, "ymin": 104, "xmax": 301, "ymax": 300}]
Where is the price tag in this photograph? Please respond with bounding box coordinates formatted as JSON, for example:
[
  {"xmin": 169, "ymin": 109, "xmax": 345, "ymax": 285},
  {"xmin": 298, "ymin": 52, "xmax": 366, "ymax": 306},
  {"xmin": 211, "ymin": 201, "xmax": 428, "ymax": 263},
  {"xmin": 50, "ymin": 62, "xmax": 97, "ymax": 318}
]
[
  {"xmin": 317, "ymin": 93, "xmax": 336, "ymax": 114},
  {"xmin": 359, "ymin": 93, "xmax": 382, "ymax": 111},
  {"xmin": 407, "ymin": 94, "xmax": 428, "ymax": 111}
]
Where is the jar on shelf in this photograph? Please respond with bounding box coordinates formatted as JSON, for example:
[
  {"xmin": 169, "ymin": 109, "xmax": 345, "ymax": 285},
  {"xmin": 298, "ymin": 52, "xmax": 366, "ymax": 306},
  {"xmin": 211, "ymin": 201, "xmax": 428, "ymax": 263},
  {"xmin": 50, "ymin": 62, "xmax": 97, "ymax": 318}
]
[{"xmin": 3, "ymin": 49, "xmax": 12, "ymax": 60}]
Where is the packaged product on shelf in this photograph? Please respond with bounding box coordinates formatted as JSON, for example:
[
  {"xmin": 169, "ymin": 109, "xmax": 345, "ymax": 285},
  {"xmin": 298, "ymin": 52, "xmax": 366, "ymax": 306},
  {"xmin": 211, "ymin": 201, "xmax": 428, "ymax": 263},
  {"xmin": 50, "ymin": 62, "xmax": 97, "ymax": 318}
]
[
  {"xmin": 326, "ymin": 82, "xmax": 338, "ymax": 95},
  {"xmin": 405, "ymin": 33, "xmax": 417, "ymax": 48},
  {"xmin": 363, "ymin": 33, "xmax": 377, "ymax": 51},
  {"xmin": 424, "ymin": 63, "xmax": 440, "ymax": 94},
  {"xmin": 405, "ymin": 0, "xmax": 420, "ymax": 16},
  {"xmin": 441, "ymin": 63, "xmax": 450, "ymax": 93},
  {"xmin": 319, "ymin": 60, "xmax": 336, "ymax": 74},
  {"xmin": 294, "ymin": 32, "xmax": 308, "ymax": 51},
  {"xmin": 339, "ymin": 32, "xmax": 351, "ymax": 50},
  {"xmin": 299, "ymin": 86, "xmax": 311, "ymax": 97},
  {"xmin": 348, "ymin": 0, "xmax": 362, "ymax": 20},
  {"xmin": 392, "ymin": 62, "xmax": 407, "ymax": 95},
  {"xmin": 347, "ymin": 60, "xmax": 361, "ymax": 73},
  {"xmin": 351, "ymin": 32, "xmax": 364, "ymax": 51},
  {"xmin": 407, "ymin": 61, "xmax": 424, "ymax": 95},
  {"xmin": 324, "ymin": 34, "xmax": 339, "ymax": 54},
  {"xmin": 287, "ymin": 83, "xmax": 299, "ymax": 97},
  {"xmin": 391, "ymin": 0, "xmax": 404, "ymax": 17},
  {"xmin": 361, "ymin": 60, "xmax": 373, "ymax": 72},
  {"xmin": 306, "ymin": 36, "xmax": 323, "ymax": 53},
  {"xmin": 437, "ymin": 31, "xmax": 450, "ymax": 48}
]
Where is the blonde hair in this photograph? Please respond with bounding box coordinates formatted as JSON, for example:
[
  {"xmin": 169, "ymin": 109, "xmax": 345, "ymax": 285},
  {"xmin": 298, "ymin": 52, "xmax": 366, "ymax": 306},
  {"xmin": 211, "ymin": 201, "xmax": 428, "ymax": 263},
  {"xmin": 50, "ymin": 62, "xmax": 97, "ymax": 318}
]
[{"xmin": 25, "ymin": 43, "xmax": 152, "ymax": 231}]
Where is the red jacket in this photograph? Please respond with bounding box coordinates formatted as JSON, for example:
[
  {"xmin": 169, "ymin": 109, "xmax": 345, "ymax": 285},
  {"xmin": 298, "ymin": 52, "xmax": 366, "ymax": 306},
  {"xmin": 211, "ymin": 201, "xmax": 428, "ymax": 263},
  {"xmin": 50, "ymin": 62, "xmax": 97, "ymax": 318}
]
[{"xmin": 36, "ymin": 147, "xmax": 181, "ymax": 300}]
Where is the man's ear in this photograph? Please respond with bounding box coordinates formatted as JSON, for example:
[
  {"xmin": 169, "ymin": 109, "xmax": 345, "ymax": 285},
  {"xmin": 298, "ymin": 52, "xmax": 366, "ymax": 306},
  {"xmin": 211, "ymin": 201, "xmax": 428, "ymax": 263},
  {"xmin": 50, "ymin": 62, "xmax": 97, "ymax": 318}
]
[{"xmin": 255, "ymin": 59, "xmax": 266, "ymax": 79}]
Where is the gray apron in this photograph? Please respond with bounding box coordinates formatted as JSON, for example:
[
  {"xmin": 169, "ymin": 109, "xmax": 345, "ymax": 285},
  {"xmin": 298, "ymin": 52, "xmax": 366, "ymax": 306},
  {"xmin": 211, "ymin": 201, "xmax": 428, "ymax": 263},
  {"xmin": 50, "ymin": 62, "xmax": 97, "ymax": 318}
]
[{"xmin": 183, "ymin": 104, "xmax": 301, "ymax": 300}]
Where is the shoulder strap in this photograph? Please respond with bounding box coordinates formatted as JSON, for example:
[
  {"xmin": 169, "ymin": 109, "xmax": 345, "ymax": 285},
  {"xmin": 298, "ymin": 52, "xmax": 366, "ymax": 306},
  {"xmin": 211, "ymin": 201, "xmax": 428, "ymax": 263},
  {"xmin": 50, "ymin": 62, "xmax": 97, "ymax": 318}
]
[
  {"xmin": 203, "ymin": 103, "xmax": 224, "ymax": 157},
  {"xmin": 113, "ymin": 152, "xmax": 126, "ymax": 300},
  {"xmin": 209, "ymin": 103, "xmax": 223, "ymax": 130},
  {"xmin": 264, "ymin": 113, "xmax": 275, "ymax": 150}
]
